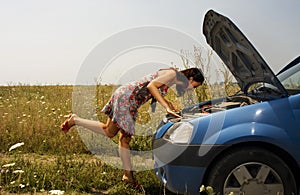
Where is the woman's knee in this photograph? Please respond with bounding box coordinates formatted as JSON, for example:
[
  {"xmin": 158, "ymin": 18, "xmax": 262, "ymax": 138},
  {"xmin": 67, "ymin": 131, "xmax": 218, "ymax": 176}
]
[
  {"xmin": 106, "ymin": 131, "xmax": 116, "ymax": 138},
  {"xmin": 105, "ymin": 128, "xmax": 119, "ymax": 138},
  {"xmin": 104, "ymin": 120, "xmax": 119, "ymax": 138}
]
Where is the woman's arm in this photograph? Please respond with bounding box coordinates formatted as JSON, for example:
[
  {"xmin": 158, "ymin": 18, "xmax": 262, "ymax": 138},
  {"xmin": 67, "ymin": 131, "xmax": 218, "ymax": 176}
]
[{"xmin": 147, "ymin": 69, "xmax": 181, "ymax": 118}]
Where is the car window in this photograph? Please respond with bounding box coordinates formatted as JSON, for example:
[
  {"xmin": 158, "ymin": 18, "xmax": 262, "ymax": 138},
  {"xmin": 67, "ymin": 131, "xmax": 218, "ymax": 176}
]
[{"xmin": 278, "ymin": 62, "xmax": 300, "ymax": 91}]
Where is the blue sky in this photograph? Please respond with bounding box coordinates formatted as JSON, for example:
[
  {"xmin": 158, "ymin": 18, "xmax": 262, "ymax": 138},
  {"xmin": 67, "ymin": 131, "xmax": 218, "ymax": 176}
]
[{"xmin": 0, "ymin": 0, "xmax": 299, "ymax": 85}]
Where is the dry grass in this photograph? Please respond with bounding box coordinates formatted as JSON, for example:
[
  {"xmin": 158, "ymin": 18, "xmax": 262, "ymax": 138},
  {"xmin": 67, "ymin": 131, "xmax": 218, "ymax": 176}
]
[{"xmin": 0, "ymin": 85, "xmax": 177, "ymax": 194}]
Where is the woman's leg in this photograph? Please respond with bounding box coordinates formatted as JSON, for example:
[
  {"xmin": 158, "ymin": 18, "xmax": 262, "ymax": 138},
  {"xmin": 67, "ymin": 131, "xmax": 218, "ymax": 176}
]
[
  {"xmin": 63, "ymin": 115, "xmax": 136, "ymax": 183},
  {"xmin": 119, "ymin": 130, "xmax": 134, "ymax": 182},
  {"xmin": 65, "ymin": 114, "xmax": 119, "ymax": 138}
]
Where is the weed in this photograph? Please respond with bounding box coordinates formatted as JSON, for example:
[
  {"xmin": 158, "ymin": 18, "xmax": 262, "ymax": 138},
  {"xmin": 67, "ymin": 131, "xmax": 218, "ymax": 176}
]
[
  {"xmin": 0, "ymin": 85, "xmax": 177, "ymax": 194},
  {"xmin": 0, "ymin": 73, "xmax": 235, "ymax": 194}
]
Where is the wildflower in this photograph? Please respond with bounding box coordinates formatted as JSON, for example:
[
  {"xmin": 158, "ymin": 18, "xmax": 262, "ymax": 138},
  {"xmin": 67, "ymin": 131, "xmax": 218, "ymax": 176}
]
[
  {"xmin": 49, "ymin": 190, "xmax": 65, "ymax": 195},
  {"xmin": 19, "ymin": 184, "xmax": 25, "ymax": 188},
  {"xmin": 206, "ymin": 186, "xmax": 214, "ymax": 194},
  {"xmin": 200, "ymin": 185, "xmax": 214, "ymax": 195},
  {"xmin": 10, "ymin": 181, "xmax": 15, "ymax": 185},
  {"xmin": 9, "ymin": 142, "xmax": 24, "ymax": 152},
  {"xmin": 2, "ymin": 163, "xmax": 16, "ymax": 168},
  {"xmin": 200, "ymin": 185, "xmax": 205, "ymax": 192},
  {"xmin": 13, "ymin": 170, "xmax": 24, "ymax": 174}
]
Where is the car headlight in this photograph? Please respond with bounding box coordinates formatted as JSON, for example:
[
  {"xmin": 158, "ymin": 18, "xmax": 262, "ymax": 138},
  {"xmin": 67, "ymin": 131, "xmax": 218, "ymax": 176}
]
[{"xmin": 163, "ymin": 122, "xmax": 194, "ymax": 144}]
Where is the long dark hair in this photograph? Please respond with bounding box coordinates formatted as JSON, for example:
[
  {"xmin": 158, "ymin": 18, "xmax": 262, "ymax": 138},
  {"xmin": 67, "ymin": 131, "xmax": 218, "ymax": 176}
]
[{"xmin": 176, "ymin": 68, "xmax": 204, "ymax": 96}]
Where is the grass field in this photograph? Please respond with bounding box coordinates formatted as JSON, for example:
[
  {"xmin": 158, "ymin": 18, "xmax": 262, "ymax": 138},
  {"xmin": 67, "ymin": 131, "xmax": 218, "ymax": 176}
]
[
  {"xmin": 0, "ymin": 85, "xmax": 180, "ymax": 195},
  {"xmin": 0, "ymin": 82, "xmax": 236, "ymax": 194},
  {"xmin": 0, "ymin": 46, "xmax": 239, "ymax": 194}
]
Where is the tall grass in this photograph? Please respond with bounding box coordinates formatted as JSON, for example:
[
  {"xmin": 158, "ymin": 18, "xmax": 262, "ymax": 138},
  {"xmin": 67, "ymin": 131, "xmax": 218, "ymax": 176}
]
[
  {"xmin": 0, "ymin": 85, "xmax": 87, "ymax": 155},
  {"xmin": 0, "ymin": 85, "xmax": 175, "ymax": 194},
  {"xmin": 0, "ymin": 58, "xmax": 236, "ymax": 193}
]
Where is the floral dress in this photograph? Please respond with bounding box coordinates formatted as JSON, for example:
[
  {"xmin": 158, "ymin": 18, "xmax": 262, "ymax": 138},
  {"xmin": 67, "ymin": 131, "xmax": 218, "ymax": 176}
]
[{"xmin": 101, "ymin": 71, "xmax": 169, "ymax": 135}]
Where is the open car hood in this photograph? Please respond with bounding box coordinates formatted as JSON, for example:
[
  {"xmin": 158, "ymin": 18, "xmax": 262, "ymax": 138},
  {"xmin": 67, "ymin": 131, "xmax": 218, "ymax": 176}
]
[{"xmin": 203, "ymin": 10, "xmax": 288, "ymax": 96}]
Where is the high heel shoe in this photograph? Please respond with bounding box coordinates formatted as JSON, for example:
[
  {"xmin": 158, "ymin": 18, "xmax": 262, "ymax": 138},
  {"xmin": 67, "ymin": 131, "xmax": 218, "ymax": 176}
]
[
  {"xmin": 61, "ymin": 114, "xmax": 75, "ymax": 133},
  {"xmin": 122, "ymin": 175, "xmax": 143, "ymax": 190}
]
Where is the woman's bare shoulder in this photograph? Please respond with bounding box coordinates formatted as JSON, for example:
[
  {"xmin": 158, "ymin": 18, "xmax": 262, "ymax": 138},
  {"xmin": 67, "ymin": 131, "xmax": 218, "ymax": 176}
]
[
  {"xmin": 154, "ymin": 68, "xmax": 178, "ymax": 86},
  {"xmin": 157, "ymin": 68, "xmax": 177, "ymax": 77}
]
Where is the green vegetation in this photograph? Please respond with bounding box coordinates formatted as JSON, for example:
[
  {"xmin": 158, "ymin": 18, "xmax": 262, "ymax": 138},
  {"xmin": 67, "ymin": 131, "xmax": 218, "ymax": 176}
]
[
  {"xmin": 0, "ymin": 57, "xmax": 236, "ymax": 194},
  {"xmin": 0, "ymin": 85, "xmax": 181, "ymax": 194}
]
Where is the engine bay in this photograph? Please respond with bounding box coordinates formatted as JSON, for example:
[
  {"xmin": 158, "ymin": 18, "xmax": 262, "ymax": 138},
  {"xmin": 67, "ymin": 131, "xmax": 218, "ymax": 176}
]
[{"xmin": 167, "ymin": 85, "xmax": 285, "ymax": 122}]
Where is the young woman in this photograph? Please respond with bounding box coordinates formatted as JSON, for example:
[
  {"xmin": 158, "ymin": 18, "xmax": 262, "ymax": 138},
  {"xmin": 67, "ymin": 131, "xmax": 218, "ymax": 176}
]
[{"xmin": 61, "ymin": 67, "xmax": 204, "ymax": 188}]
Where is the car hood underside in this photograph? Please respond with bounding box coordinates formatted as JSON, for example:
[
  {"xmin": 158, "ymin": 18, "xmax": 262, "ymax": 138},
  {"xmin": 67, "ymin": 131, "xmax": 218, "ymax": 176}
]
[{"xmin": 203, "ymin": 10, "xmax": 287, "ymax": 96}]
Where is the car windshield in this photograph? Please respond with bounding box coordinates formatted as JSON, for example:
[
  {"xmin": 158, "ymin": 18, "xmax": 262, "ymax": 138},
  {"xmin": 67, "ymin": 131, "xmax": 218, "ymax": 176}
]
[{"xmin": 278, "ymin": 61, "xmax": 300, "ymax": 91}]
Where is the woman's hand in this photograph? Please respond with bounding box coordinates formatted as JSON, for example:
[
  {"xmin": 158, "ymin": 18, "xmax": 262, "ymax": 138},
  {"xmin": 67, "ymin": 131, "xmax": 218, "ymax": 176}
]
[
  {"xmin": 164, "ymin": 100, "xmax": 181, "ymax": 118},
  {"xmin": 166, "ymin": 107, "xmax": 182, "ymax": 118}
]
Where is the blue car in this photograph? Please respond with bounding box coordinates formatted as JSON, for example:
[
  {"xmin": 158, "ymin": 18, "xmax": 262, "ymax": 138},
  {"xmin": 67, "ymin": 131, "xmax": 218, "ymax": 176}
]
[{"xmin": 153, "ymin": 10, "xmax": 300, "ymax": 195}]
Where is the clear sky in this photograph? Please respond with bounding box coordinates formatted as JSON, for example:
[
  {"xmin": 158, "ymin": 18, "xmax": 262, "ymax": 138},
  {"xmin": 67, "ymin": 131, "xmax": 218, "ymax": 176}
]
[{"xmin": 0, "ymin": 0, "xmax": 299, "ymax": 85}]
